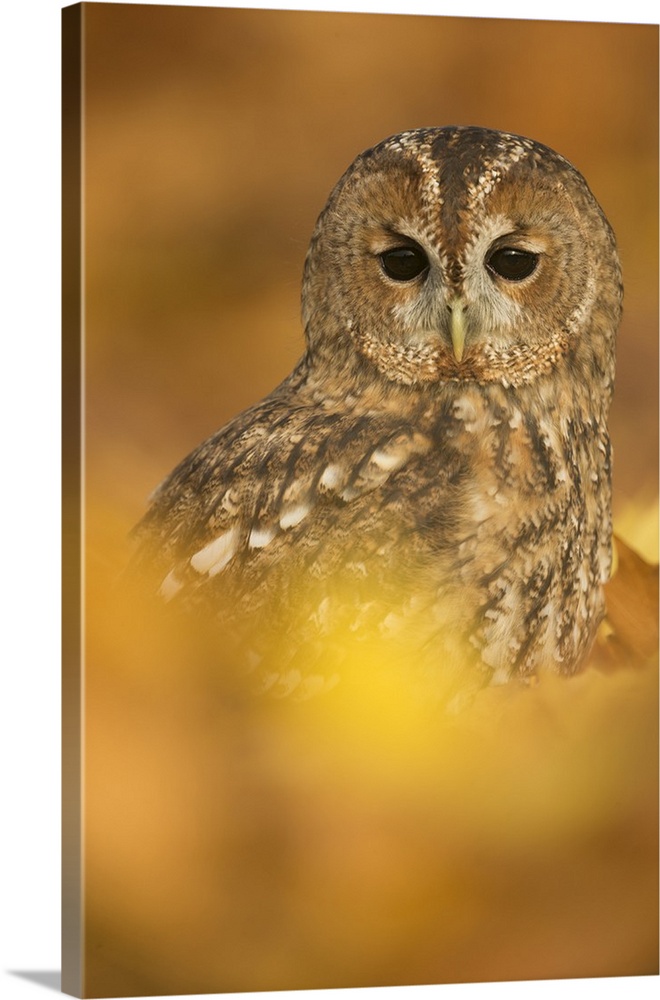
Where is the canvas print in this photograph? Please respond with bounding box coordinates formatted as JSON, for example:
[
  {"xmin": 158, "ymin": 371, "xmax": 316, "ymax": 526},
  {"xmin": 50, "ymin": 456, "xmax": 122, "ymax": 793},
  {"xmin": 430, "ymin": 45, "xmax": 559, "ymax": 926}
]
[{"xmin": 62, "ymin": 3, "xmax": 659, "ymax": 997}]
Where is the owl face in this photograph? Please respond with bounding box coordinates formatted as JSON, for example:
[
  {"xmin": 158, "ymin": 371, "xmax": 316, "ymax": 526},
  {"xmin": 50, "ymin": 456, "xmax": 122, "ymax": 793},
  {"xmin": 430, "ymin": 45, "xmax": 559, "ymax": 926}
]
[{"xmin": 302, "ymin": 127, "xmax": 621, "ymax": 389}]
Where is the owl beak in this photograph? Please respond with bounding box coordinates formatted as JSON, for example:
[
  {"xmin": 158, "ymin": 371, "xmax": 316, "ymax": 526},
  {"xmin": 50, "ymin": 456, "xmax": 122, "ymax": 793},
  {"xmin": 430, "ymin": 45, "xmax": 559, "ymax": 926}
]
[{"xmin": 448, "ymin": 300, "xmax": 467, "ymax": 363}]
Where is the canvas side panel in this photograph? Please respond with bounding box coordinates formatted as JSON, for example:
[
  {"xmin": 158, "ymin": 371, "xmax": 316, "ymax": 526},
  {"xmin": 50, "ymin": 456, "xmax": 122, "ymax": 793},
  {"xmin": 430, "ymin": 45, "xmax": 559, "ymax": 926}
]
[{"xmin": 62, "ymin": 4, "xmax": 83, "ymax": 997}]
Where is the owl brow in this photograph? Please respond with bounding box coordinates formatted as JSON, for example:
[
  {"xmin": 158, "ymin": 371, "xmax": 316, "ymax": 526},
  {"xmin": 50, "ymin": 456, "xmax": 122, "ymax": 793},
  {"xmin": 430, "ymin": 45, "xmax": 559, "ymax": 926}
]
[{"xmin": 375, "ymin": 228, "xmax": 425, "ymax": 250}]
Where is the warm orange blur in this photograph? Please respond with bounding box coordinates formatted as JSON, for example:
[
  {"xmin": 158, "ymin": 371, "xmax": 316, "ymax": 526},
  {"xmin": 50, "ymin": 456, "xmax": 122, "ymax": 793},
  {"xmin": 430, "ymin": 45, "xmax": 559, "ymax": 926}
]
[
  {"xmin": 83, "ymin": 569, "xmax": 659, "ymax": 997},
  {"xmin": 74, "ymin": 5, "xmax": 658, "ymax": 996}
]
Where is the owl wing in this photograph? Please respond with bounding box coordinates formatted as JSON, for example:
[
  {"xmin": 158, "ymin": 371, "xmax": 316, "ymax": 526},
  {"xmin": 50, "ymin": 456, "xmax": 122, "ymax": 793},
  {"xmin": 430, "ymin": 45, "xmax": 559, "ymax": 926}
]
[
  {"xmin": 133, "ymin": 379, "xmax": 481, "ymax": 697},
  {"xmin": 135, "ymin": 382, "xmax": 443, "ymax": 602}
]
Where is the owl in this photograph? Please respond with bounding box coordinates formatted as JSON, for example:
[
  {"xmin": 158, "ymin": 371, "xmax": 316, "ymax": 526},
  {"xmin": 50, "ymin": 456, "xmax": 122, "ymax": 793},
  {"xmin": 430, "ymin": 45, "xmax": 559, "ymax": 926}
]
[{"xmin": 134, "ymin": 126, "xmax": 622, "ymax": 701}]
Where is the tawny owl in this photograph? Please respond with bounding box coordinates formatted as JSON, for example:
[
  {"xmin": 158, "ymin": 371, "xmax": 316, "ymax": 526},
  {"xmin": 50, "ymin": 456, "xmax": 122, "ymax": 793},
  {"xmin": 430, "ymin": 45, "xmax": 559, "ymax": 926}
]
[{"xmin": 134, "ymin": 126, "xmax": 621, "ymax": 701}]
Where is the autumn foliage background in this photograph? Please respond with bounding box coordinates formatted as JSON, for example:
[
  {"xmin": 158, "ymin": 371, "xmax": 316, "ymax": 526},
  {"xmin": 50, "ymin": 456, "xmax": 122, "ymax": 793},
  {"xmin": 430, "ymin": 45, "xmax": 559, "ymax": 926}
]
[{"xmin": 69, "ymin": 5, "xmax": 658, "ymax": 997}]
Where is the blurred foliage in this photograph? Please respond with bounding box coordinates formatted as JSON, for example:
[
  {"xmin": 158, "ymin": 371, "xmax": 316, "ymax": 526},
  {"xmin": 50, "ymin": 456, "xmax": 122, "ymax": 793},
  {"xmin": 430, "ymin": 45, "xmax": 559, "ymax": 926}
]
[
  {"xmin": 74, "ymin": 5, "xmax": 659, "ymax": 996},
  {"xmin": 83, "ymin": 530, "xmax": 657, "ymax": 996}
]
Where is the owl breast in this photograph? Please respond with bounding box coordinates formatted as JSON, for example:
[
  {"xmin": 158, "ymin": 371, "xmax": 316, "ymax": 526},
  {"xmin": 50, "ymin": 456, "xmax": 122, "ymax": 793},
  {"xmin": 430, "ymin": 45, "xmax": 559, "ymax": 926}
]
[
  {"xmin": 139, "ymin": 375, "xmax": 610, "ymax": 698},
  {"xmin": 437, "ymin": 383, "xmax": 611, "ymax": 682}
]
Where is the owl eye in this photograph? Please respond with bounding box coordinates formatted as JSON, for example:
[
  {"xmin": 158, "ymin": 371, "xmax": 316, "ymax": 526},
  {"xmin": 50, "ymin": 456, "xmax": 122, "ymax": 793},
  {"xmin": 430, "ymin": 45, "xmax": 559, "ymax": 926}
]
[
  {"xmin": 380, "ymin": 246, "xmax": 429, "ymax": 281},
  {"xmin": 486, "ymin": 247, "xmax": 539, "ymax": 281}
]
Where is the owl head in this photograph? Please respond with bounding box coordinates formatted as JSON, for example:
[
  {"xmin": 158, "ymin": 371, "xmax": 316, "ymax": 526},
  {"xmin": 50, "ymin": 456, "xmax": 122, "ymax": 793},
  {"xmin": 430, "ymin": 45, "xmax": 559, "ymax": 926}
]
[{"xmin": 301, "ymin": 126, "xmax": 621, "ymax": 393}]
